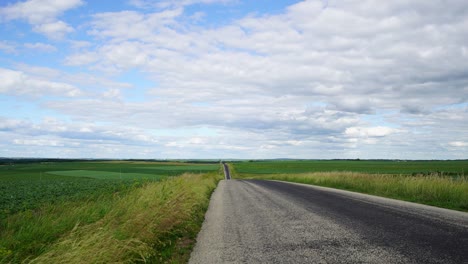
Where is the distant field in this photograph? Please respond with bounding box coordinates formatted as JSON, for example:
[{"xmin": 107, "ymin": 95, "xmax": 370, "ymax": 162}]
[
  {"xmin": 47, "ymin": 170, "xmax": 164, "ymax": 180},
  {"xmin": 234, "ymin": 160, "xmax": 468, "ymax": 175},
  {"xmin": 136, "ymin": 164, "xmax": 219, "ymax": 172}
]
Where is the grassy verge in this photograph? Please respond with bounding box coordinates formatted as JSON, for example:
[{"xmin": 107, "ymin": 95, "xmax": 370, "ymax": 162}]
[
  {"xmin": 239, "ymin": 172, "xmax": 468, "ymax": 212},
  {"xmin": 233, "ymin": 160, "xmax": 468, "ymax": 175},
  {"xmin": 0, "ymin": 173, "xmax": 221, "ymax": 263}
]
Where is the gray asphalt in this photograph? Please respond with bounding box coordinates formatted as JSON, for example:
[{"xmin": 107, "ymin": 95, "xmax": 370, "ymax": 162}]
[
  {"xmin": 189, "ymin": 179, "xmax": 468, "ymax": 264},
  {"xmin": 222, "ymin": 163, "xmax": 231, "ymax": 180}
]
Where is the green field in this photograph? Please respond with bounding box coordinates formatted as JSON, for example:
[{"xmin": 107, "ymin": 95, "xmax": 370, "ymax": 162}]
[
  {"xmin": 0, "ymin": 160, "xmax": 222, "ymax": 263},
  {"xmin": 0, "ymin": 161, "xmax": 220, "ymax": 218},
  {"xmin": 47, "ymin": 170, "xmax": 164, "ymax": 180},
  {"xmin": 233, "ymin": 160, "xmax": 468, "ymax": 175}
]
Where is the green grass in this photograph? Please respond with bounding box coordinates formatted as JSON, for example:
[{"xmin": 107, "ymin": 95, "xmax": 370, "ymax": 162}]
[
  {"xmin": 0, "ymin": 160, "xmax": 222, "ymax": 263},
  {"xmin": 232, "ymin": 160, "xmax": 468, "ymax": 212},
  {"xmin": 234, "ymin": 160, "xmax": 468, "ymax": 175}
]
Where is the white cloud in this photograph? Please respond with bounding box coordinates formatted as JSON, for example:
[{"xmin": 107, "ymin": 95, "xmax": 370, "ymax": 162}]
[
  {"xmin": 103, "ymin": 88, "xmax": 123, "ymax": 99},
  {"xmin": 13, "ymin": 139, "xmax": 64, "ymax": 147},
  {"xmin": 55, "ymin": 1, "xmax": 468, "ymax": 149},
  {"xmin": 345, "ymin": 126, "xmax": 399, "ymax": 138},
  {"xmin": 14, "ymin": 64, "xmax": 61, "ymax": 79},
  {"xmin": 129, "ymin": 0, "xmax": 234, "ymax": 9},
  {"xmin": 0, "ymin": 0, "xmax": 83, "ymax": 38},
  {"xmin": 24, "ymin": 42, "xmax": 57, "ymax": 52},
  {"xmin": 1, "ymin": 117, "xmax": 160, "ymax": 146},
  {"xmin": 88, "ymin": 9, "xmax": 183, "ymax": 40},
  {"xmin": 77, "ymin": 0, "xmax": 468, "ymax": 114},
  {"xmin": 69, "ymin": 40, "xmax": 92, "ymax": 50},
  {"xmin": 0, "ymin": 68, "xmax": 81, "ymax": 97},
  {"xmin": 188, "ymin": 137, "xmax": 207, "ymax": 145},
  {"xmin": 449, "ymin": 141, "xmax": 468, "ymax": 147},
  {"xmin": 0, "ymin": 41, "xmax": 17, "ymax": 54},
  {"xmin": 0, "ymin": 0, "xmax": 83, "ymax": 22},
  {"xmin": 0, "ymin": 118, "xmax": 28, "ymax": 130},
  {"xmin": 64, "ymin": 52, "xmax": 98, "ymax": 66},
  {"xmin": 33, "ymin": 20, "xmax": 74, "ymax": 39}
]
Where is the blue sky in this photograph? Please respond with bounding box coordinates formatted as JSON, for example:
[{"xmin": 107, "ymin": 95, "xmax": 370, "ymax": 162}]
[{"xmin": 0, "ymin": 0, "xmax": 467, "ymax": 159}]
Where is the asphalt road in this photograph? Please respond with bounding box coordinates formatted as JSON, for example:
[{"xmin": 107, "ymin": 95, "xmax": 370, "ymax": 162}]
[
  {"xmin": 222, "ymin": 163, "xmax": 231, "ymax": 180},
  {"xmin": 189, "ymin": 179, "xmax": 468, "ymax": 264}
]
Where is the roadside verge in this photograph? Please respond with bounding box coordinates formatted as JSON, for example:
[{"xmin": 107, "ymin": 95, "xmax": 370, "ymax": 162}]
[{"xmin": 238, "ymin": 172, "xmax": 468, "ymax": 212}]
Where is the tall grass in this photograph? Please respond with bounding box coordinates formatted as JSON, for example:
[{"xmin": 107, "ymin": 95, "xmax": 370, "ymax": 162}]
[
  {"xmin": 0, "ymin": 173, "xmax": 220, "ymax": 263},
  {"xmin": 244, "ymin": 172, "xmax": 468, "ymax": 212}
]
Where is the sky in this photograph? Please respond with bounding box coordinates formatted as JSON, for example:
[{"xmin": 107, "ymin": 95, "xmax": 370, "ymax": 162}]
[{"xmin": 0, "ymin": 0, "xmax": 467, "ymax": 160}]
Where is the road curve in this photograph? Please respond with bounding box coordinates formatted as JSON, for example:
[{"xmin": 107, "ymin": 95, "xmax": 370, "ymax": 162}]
[{"xmin": 189, "ymin": 180, "xmax": 468, "ymax": 264}]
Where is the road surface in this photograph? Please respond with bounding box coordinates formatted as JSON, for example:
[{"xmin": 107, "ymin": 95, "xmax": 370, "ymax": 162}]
[
  {"xmin": 189, "ymin": 179, "xmax": 468, "ymax": 264},
  {"xmin": 222, "ymin": 163, "xmax": 231, "ymax": 180}
]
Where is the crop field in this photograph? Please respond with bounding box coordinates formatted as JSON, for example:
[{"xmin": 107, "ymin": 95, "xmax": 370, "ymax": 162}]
[
  {"xmin": 0, "ymin": 161, "xmax": 219, "ymax": 218},
  {"xmin": 233, "ymin": 160, "xmax": 468, "ymax": 212},
  {"xmin": 0, "ymin": 160, "xmax": 221, "ymax": 263},
  {"xmin": 233, "ymin": 159, "xmax": 468, "ymax": 175}
]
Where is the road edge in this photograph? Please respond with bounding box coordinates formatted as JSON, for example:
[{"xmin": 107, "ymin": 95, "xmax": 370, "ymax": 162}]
[{"xmin": 268, "ymin": 179, "xmax": 468, "ymax": 227}]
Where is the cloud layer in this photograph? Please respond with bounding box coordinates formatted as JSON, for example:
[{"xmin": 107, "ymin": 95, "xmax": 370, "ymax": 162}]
[
  {"xmin": 0, "ymin": 0, "xmax": 467, "ymax": 159},
  {"xmin": 0, "ymin": 0, "xmax": 83, "ymax": 38}
]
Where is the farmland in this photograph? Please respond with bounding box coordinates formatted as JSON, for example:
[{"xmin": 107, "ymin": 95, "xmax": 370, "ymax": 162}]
[
  {"xmin": 0, "ymin": 160, "xmax": 221, "ymax": 263},
  {"xmin": 2, "ymin": 159, "xmax": 467, "ymax": 263},
  {"xmin": 233, "ymin": 159, "xmax": 468, "ymax": 175},
  {"xmin": 0, "ymin": 160, "xmax": 219, "ymax": 218}
]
